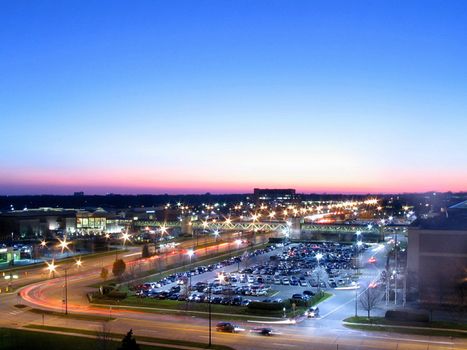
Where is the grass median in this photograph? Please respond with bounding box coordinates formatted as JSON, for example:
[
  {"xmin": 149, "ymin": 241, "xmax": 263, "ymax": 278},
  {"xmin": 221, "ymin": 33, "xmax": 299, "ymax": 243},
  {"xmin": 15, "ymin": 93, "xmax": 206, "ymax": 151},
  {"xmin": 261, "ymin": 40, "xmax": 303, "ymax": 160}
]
[
  {"xmin": 29, "ymin": 308, "xmax": 115, "ymax": 322},
  {"xmin": 343, "ymin": 316, "xmax": 467, "ymax": 338},
  {"xmin": 91, "ymin": 292, "xmax": 333, "ymax": 320},
  {"xmin": 0, "ymin": 327, "xmax": 181, "ymax": 350},
  {"xmin": 23, "ymin": 324, "xmax": 235, "ymax": 350}
]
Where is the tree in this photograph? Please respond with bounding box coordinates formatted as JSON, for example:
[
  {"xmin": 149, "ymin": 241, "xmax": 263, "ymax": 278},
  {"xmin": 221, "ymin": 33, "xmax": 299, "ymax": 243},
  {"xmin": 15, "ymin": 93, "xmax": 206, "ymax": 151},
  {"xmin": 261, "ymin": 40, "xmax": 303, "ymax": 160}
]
[
  {"xmin": 311, "ymin": 266, "xmax": 329, "ymax": 295},
  {"xmin": 112, "ymin": 259, "xmax": 126, "ymax": 279},
  {"xmin": 142, "ymin": 244, "xmax": 150, "ymax": 258},
  {"xmin": 359, "ymin": 286, "xmax": 383, "ymax": 319},
  {"xmin": 118, "ymin": 329, "xmax": 140, "ymax": 350},
  {"xmin": 100, "ymin": 267, "xmax": 109, "ymax": 281}
]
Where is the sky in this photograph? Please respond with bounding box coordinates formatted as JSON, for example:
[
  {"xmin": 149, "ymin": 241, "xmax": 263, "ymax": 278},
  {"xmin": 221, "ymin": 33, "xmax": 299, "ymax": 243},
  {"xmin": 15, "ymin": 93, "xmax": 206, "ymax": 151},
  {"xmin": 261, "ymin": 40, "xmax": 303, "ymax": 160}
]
[{"xmin": 1, "ymin": 0, "xmax": 466, "ymax": 195}]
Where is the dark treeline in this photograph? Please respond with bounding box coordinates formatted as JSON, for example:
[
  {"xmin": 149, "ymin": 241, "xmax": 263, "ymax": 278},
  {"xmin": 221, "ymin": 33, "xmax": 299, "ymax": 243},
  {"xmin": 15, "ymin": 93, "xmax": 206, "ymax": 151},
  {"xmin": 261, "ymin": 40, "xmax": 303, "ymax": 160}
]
[{"xmin": 0, "ymin": 192, "xmax": 465, "ymax": 211}]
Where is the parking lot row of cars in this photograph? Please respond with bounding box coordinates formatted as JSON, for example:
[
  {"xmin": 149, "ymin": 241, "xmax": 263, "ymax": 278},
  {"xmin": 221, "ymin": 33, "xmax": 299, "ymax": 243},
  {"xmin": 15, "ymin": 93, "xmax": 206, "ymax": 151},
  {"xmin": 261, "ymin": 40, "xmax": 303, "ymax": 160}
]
[
  {"xmin": 133, "ymin": 244, "xmax": 281, "ymax": 299},
  {"xmin": 133, "ymin": 241, "xmax": 365, "ymax": 312}
]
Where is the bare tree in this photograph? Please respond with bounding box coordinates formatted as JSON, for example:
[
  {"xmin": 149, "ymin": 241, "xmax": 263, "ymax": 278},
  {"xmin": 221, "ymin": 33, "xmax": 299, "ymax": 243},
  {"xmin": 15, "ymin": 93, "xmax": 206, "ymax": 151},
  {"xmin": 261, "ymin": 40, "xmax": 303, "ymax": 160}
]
[
  {"xmin": 359, "ymin": 286, "xmax": 383, "ymax": 319},
  {"xmin": 311, "ymin": 266, "xmax": 329, "ymax": 294},
  {"xmin": 96, "ymin": 322, "xmax": 112, "ymax": 350}
]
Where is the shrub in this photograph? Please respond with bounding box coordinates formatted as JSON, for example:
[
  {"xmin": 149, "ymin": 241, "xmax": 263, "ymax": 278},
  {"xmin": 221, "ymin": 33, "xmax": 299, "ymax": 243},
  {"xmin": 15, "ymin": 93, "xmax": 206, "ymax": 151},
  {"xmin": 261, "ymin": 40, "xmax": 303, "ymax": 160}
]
[
  {"xmin": 385, "ymin": 310, "xmax": 429, "ymax": 323},
  {"xmin": 247, "ymin": 301, "xmax": 286, "ymax": 311}
]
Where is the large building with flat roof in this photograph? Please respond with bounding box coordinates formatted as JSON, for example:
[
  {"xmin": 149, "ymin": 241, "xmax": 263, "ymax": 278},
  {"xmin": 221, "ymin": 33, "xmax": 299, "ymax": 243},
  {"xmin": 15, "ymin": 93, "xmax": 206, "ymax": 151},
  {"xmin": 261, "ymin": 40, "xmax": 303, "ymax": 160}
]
[{"xmin": 253, "ymin": 188, "xmax": 297, "ymax": 203}]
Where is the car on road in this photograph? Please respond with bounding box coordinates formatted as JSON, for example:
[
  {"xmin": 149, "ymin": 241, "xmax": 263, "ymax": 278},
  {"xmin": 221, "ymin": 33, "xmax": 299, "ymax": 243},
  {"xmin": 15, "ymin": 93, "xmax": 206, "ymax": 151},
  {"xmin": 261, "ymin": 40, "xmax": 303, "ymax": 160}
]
[
  {"xmin": 250, "ymin": 327, "xmax": 274, "ymax": 336},
  {"xmin": 215, "ymin": 322, "xmax": 244, "ymax": 333},
  {"xmin": 305, "ymin": 306, "xmax": 319, "ymax": 318}
]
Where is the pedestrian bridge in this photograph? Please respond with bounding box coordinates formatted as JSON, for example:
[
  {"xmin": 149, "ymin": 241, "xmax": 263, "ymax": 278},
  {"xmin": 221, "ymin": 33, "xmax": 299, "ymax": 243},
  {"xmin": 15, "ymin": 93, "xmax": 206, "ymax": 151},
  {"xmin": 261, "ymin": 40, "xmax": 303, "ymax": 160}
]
[{"xmin": 133, "ymin": 219, "xmax": 405, "ymax": 238}]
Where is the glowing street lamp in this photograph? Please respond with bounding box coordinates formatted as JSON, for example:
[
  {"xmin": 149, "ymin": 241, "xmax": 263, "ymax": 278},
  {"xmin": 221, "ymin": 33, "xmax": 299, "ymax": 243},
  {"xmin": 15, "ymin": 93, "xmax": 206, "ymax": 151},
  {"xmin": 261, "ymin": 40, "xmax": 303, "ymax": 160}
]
[
  {"xmin": 121, "ymin": 232, "xmax": 131, "ymax": 246},
  {"xmin": 45, "ymin": 259, "xmax": 57, "ymax": 278},
  {"xmin": 57, "ymin": 237, "xmax": 72, "ymax": 254},
  {"xmin": 186, "ymin": 249, "xmax": 194, "ymax": 262},
  {"xmin": 40, "ymin": 240, "xmax": 47, "ymax": 248},
  {"xmin": 269, "ymin": 211, "xmax": 276, "ymax": 219},
  {"xmin": 75, "ymin": 257, "xmax": 83, "ymax": 268}
]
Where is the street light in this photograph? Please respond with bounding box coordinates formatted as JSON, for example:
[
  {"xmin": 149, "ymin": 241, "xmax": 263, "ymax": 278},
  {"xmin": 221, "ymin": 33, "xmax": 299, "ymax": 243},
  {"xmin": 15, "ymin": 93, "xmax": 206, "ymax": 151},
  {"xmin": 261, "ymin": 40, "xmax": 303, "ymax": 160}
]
[
  {"xmin": 45, "ymin": 259, "xmax": 57, "ymax": 278},
  {"xmin": 316, "ymin": 253, "xmax": 323, "ymax": 295},
  {"xmin": 57, "ymin": 237, "xmax": 71, "ymax": 255},
  {"xmin": 352, "ymin": 282, "xmax": 359, "ymax": 317},
  {"xmin": 186, "ymin": 249, "xmax": 195, "ymax": 290}
]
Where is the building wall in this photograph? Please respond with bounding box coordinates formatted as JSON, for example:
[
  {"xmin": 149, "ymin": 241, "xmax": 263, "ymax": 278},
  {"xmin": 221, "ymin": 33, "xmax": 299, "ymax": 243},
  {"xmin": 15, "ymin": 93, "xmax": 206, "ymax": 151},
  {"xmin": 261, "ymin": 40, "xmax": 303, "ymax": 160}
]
[{"xmin": 408, "ymin": 228, "xmax": 467, "ymax": 306}]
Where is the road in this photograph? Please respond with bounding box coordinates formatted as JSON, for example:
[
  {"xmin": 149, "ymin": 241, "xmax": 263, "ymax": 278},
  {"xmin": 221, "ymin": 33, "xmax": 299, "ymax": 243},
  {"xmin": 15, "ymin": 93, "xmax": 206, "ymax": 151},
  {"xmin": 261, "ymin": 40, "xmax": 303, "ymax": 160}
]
[{"xmin": 1, "ymin": 236, "xmax": 466, "ymax": 350}]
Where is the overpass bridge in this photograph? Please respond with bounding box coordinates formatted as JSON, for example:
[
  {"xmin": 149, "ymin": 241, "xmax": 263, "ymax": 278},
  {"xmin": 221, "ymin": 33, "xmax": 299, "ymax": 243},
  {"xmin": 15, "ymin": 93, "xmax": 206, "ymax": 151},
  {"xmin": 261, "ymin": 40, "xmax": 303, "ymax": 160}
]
[{"xmin": 133, "ymin": 219, "xmax": 406, "ymax": 242}]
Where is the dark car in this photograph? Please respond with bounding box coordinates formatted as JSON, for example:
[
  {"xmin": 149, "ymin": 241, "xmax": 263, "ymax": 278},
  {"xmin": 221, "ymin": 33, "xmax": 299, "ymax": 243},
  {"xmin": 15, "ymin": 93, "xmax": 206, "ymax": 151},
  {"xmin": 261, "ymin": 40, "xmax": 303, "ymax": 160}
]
[
  {"xmin": 250, "ymin": 327, "xmax": 273, "ymax": 336},
  {"xmin": 303, "ymin": 290, "xmax": 315, "ymax": 297},
  {"xmin": 291, "ymin": 293, "xmax": 304, "ymax": 300},
  {"xmin": 215, "ymin": 322, "xmax": 244, "ymax": 333}
]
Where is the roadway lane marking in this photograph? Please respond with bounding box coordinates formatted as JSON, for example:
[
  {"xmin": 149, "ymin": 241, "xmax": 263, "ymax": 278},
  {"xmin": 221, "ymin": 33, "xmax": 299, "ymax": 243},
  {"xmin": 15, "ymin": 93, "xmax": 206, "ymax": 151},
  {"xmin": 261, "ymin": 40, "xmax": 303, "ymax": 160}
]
[
  {"xmin": 123, "ymin": 253, "xmax": 141, "ymax": 257},
  {"xmin": 271, "ymin": 343, "xmax": 296, "ymax": 347},
  {"xmin": 364, "ymin": 335, "xmax": 454, "ymax": 346}
]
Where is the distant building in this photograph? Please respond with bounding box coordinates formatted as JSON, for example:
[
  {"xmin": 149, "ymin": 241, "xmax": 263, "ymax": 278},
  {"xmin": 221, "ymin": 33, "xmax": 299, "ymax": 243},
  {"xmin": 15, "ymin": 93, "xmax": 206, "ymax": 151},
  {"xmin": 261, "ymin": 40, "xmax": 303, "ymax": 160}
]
[
  {"xmin": 253, "ymin": 188, "xmax": 297, "ymax": 203},
  {"xmin": 73, "ymin": 191, "xmax": 84, "ymax": 196},
  {"xmin": 0, "ymin": 208, "xmax": 77, "ymax": 241}
]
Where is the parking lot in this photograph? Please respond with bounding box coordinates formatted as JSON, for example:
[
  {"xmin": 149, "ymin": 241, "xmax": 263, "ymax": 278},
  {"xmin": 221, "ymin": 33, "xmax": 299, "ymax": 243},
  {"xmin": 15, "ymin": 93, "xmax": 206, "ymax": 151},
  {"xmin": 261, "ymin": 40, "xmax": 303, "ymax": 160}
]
[{"xmin": 132, "ymin": 241, "xmax": 366, "ymax": 313}]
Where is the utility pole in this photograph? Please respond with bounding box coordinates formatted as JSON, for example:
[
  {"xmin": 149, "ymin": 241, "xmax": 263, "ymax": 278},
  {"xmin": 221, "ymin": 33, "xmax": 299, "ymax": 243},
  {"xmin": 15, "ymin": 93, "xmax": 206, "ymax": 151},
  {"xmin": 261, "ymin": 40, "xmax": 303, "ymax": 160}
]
[
  {"xmin": 394, "ymin": 233, "xmax": 398, "ymax": 305},
  {"xmin": 386, "ymin": 270, "xmax": 389, "ymax": 306},
  {"xmin": 64, "ymin": 268, "xmax": 68, "ymax": 315},
  {"xmin": 208, "ymin": 286, "xmax": 212, "ymax": 347},
  {"xmin": 355, "ymin": 285, "xmax": 358, "ymax": 317}
]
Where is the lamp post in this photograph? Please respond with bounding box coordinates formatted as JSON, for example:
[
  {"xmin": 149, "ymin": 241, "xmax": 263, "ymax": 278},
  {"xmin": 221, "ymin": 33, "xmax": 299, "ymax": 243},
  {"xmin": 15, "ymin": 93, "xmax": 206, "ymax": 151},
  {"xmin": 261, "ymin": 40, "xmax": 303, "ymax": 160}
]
[
  {"xmin": 353, "ymin": 282, "xmax": 358, "ymax": 317},
  {"xmin": 208, "ymin": 285, "xmax": 212, "ymax": 347},
  {"xmin": 186, "ymin": 249, "xmax": 194, "ymax": 290},
  {"xmin": 64, "ymin": 267, "xmax": 68, "ymax": 315},
  {"xmin": 316, "ymin": 253, "xmax": 323, "ymax": 295},
  {"xmin": 356, "ymin": 240, "xmax": 363, "ymax": 274}
]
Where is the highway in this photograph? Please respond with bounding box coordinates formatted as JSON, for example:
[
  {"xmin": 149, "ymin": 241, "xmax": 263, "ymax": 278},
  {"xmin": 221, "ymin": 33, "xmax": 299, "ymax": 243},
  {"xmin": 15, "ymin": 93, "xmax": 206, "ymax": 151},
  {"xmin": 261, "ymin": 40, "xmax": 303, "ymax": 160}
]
[{"xmin": 1, "ymin": 235, "xmax": 466, "ymax": 350}]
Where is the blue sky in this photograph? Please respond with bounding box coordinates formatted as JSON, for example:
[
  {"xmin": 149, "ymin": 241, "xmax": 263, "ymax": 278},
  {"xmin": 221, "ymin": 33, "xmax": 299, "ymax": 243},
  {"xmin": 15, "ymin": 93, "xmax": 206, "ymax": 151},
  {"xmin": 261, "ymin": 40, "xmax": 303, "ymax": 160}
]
[{"xmin": 1, "ymin": 1, "xmax": 466, "ymax": 194}]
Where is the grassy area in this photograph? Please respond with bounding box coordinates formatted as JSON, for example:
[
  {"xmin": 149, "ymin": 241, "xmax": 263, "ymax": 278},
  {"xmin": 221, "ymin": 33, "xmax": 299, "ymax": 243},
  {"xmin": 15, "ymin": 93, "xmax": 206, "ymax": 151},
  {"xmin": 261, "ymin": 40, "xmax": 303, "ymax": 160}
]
[
  {"xmin": 344, "ymin": 316, "xmax": 467, "ymax": 330},
  {"xmin": 344, "ymin": 323, "xmax": 467, "ymax": 338},
  {"xmin": 344, "ymin": 316, "xmax": 467, "ymax": 338},
  {"xmin": 29, "ymin": 308, "xmax": 115, "ymax": 322},
  {"xmin": 93, "ymin": 296, "xmax": 284, "ymax": 317},
  {"xmin": 0, "ymin": 327, "xmax": 179, "ymax": 350},
  {"xmin": 24, "ymin": 325, "xmax": 235, "ymax": 350},
  {"xmin": 91, "ymin": 292, "xmax": 333, "ymax": 320}
]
